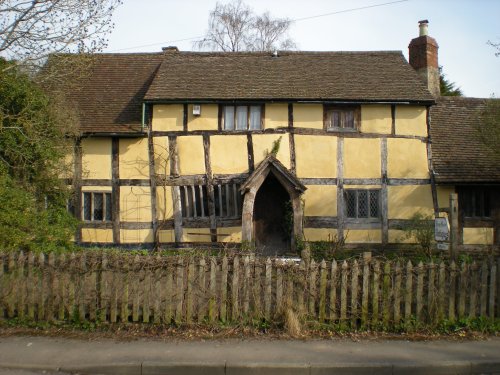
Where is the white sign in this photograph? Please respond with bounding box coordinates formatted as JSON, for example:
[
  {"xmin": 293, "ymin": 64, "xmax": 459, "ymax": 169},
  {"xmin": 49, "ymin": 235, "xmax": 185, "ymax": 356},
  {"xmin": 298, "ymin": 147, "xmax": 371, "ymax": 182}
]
[
  {"xmin": 437, "ymin": 242, "xmax": 449, "ymax": 251},
  {"xmin": 435, "ymin": 217, "xmax": 450, "ymax": 242}
]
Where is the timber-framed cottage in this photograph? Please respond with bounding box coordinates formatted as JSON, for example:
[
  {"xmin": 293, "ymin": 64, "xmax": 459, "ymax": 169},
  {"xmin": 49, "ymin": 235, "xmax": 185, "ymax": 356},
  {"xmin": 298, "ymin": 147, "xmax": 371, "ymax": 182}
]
[{"xmin": 58, "ymin": 21, "xmax": 499, "ymax": 254}]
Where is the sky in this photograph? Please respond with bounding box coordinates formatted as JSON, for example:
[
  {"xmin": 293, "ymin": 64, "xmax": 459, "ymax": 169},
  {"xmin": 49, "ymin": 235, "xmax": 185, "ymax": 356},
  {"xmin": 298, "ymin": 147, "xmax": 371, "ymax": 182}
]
[{"xmin": 104, "ymin": 0, "xmax": 500, "ymax": 98}]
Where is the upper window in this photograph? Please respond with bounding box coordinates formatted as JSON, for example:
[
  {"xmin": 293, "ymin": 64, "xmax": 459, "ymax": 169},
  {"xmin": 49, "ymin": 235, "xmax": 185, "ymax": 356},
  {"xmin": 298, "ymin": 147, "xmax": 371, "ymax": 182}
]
[
  {"xmin": 345, "ymin": 189, "xmax": 380, "ymax": 219},
  {"xmin": 461, "ymin": 188, "xmax": 491, "ymax": 219},
  {"xmin": 83, "ymin": 192, "xmax": 112, "ymax": 222},
  {"xmin": 222, "ymin": 105, "xmax": 262, "ymax": 131},
  {"xmin": 325, "ymin": 106, "xmax": 359, "ymax": 131}
]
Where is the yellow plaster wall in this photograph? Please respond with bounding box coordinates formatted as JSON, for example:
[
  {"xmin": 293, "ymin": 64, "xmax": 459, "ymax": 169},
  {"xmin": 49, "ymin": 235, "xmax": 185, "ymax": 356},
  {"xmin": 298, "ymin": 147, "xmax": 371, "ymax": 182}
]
[
  {"xmin": 388, "ymin": 230, "xmax": 416, "ymax": 244},
  {"xmin": 152, "ymin": 104, "xmax": 184, "ymax": 131},
  {"xmin": 437, "ymin": 186, "xmax": 455, "ymax": 209},
  {"xmin": 463, "ymin": 228, "xmax": 494, "ymax": 245},
  {"xmin": 265, "ymin": 103, "xmax": 288, "ymax": 129},
  {"xmin": 304, "ymin": 228, "xmax": 337, "ymax": 241},
  {"xmin": 120, "ymin": 229, "xmax": 153, "ymax": 244},
  {"xmin": 303, "ymin": 185, "xmax": 337, "ymax": 216},
  {"xmin": 81, "ymin": 229, "xmax": 113, "ymax": 243},
  {"xmin": 388, "ymin": 185, "xmax": 434, "ymax": 219},
  {"xmin": 210, "ymin": 135, "xmax": 248, "ymax": 174},
  {"xmin": 395, "ymin": 106, "xmax": 427, "ymax": 137},
  {"xmin": 119, "ymin": 138, "xmax": 149, "ymax": 179},
  {"xmin": 159, "ymin": 230, "xmax": 175, "ymax": 243},
  {"xmin": 343, "ymin": 138, "xmax": 381, "ymax": 178},
  {"xmin": 345, "ymin": 229, "xmax": 382, "ymax": 243},
  {"xmin": 360, "ymin": 105, "xmax": 392, "ymax": 134},
  {"xmin": 293, "ymin": 104, "xmax": 323, "ymax": 129},
  {"xmin": 82, "ymin": 185, "xmax": 112, "ymax": 192},
  {"xmin": 217, "ymin": 227, "xmax": 242, "ymax": 242},
  {"xmin": 120, "ymin": 186, "xmax": 152, "ymax": 222},
  {"xmin": 187, "ymin": 104, "xmax": 218, "ymax": 131},
  {"xmin": 182, "ymin": 228, "xmax": 211, "ymax": 242},
  {"xmin": 387, "ymin": 138, "xmax": 429, "ymax": 179},
  {"xmin": 81, "ymin": 138, "xmax": 112, "ymax": 180},
  {"xmin": 177, "ymin": 136, "xmax": 206, "ymax": 175},
  {"xmin": 152, "ymin": 136, "xmax": 170, "ymax": 176},
  {"xmin": 252, "ymin": 134, "xmax": 290, "ymax": 168},
  {"xmin": 156, "ymin": 186, "xmax": 174, "ymax": 220},
  {"xmin": 295, "ymin": 135, "xmax": 337, "ymax": 178}
]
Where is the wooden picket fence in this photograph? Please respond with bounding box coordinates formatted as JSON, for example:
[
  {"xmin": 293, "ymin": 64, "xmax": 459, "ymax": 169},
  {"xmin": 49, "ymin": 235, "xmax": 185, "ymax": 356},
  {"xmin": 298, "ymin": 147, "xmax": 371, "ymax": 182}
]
[{"xmin": 0, "ymin": 251, "xmax": 498, "ymax": 328}]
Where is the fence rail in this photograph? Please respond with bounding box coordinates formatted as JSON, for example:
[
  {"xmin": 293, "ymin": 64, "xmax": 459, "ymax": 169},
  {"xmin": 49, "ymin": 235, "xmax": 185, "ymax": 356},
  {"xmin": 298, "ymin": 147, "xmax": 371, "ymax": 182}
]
[{"xmin": 0, "ymin": 251, "xmax": 498, "ymax": 327}]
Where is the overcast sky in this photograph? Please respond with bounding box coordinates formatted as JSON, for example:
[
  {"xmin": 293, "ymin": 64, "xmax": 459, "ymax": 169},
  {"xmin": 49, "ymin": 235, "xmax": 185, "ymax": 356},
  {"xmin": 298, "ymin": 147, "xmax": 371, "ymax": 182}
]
[{"xmin": 105, "ymin": 0, "xmax": 500, "ymax": 98}]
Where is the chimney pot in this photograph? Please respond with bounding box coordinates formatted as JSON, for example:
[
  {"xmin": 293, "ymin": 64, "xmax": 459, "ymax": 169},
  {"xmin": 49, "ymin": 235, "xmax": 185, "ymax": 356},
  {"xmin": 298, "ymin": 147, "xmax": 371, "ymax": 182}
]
[{"xmin": 418, "ymin": 19, "xmax": 429, "ymax": 36}]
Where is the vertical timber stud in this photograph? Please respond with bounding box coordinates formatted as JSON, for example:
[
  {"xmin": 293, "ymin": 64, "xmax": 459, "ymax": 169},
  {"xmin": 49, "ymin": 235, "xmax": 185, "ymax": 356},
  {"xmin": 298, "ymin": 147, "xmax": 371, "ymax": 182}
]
[
  {"xmin": 111, "ymin": 138, "xmax": 121, "ymax": 244},
  {"xmin": 203, "ymin": 135, "xmax": 217, "ymax": 242},
  {"xmin": 288, "ymin": 103, "xmax": 296, "ymax": 174},
  {"xmin": 450, "ymin": 193, "xmax": 459, "ymax": 261},
  {"xmin": 381, "ymin": 138, "xmax": 389, "ymax": 245},
  {"xmin": 169, "ymin": 136, "xmax": 183, "ymax": 243},
  {"xmin": 183, "ymin": 103, "xmax": 188, "ymax": 132},
  {"xmin": 391, "ymin": 105, "xmax": 396, "ymax": 136},
  {"xmin": 246, "ymin": 134, "xmax": 254, "ymax": 173},
  {"xmin": 337, "ymin": 137, "xmax": 344, "ymax": 240},
  {"xmin": 74, "ymin": 139, "xmax": 83, "ymax": 243},
  {"xmin": 426, "ymin": 105, "xmax": 439, "ymax": 215},
  {"xmin": 147, "ymin": 130, "xmax": 158, "ymax": 248}
]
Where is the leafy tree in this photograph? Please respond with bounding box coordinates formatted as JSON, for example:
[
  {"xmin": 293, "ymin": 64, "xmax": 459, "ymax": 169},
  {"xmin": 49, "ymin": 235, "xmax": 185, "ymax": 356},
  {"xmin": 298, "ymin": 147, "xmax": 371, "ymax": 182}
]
[
  {"xmin": 0, "ymin": 58, "xmax": 77, "ymax": 252},
  {"xmin": 477, "ymin": 98, "xmax": 500, "ymax": 159},
  {"xmin": 0, "ymin": 0, "xmax": 122, "ymax": 71},
  {"xmin": 195, "ymin": 0, "xmax": 295, "ymax": 52},
  {"xmin": 439, "ymin": 67, "xmax": 463, "ymax": 96}
]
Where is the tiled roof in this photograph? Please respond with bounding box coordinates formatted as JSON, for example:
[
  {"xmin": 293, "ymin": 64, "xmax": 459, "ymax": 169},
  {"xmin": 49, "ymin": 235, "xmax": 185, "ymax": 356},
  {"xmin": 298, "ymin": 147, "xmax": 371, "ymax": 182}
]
[
  {"xmin": 144, "ymin": 51, "xmax": 435, "ymax": 102},
  {"xmin": 431, "ymin": 97, "xmax": 500, "ymax": 183},
  {"xmin": 60, "ymin": 53, "xmax": 164, "ymax": 134}
]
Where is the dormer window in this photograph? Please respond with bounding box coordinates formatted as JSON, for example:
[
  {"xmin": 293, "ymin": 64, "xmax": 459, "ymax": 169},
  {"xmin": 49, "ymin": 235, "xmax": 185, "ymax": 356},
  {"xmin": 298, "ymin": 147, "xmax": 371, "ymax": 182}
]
[
  {"xmin": 222, "ymin": 105, "xmax": 262, "ymax": 131},
  {"xmin": 324, "ymin": 105, "xmax": 360, "ymax": 131}
]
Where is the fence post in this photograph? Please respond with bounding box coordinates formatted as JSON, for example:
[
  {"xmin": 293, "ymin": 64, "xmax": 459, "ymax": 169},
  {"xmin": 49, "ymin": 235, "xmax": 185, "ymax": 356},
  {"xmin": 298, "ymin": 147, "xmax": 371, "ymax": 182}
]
[
  {"xmin": 489, "ymin": 263, "xmax": 496, "ymax": 319},
  {"xmin": 350, "ymin": 260, "xmax": 359, "ymax": 327},
  {"xmin": 220, "ymin": 256, "xmax": 228, "ymax": 322},
  {"xmin": 469, "ymin": 261, "xmax": 478, "ymax": 318},
  {"xmin": 404, "ymin": 261, "xmax": 413, "ymax": 322},
  {"xmin": 394, "ymin": 261, "xmax": 401, "ymax": 325},
  {"xmin": 17, "ymin": 252, "xmax": 26, "ymax": 320},
  {"xmin": 340, "ymin": 261, "xmax": 348, "ymax": 326},
  {"xmin": 480, "ymin": 261, "xmax": 488, "ymax": 317},
  {"xmin": 243, "ymin": 256, "xmax": 250, "ymax": 315},
  {"xmin": 309, "ymin": 260, "xmax": 317, "ymax": 318},
  {"xmin": 449, "ymin": 193, "xmax": 459, "ymax": 261},
  {"xmin": 27, "ymin": 252, "xmax": 35, "ymax": 320},
  {"xmin": 372, "ymin": 260, "xmax": 380, "ymax": 328},
  {"xmin": 329, "ymin": 260, "xmax": 338, "ymax": 322},
  {"xmin": 264, "ymin": 258, "xmax": 272, "ymax": 321},
  {"xmin": 427, "ymin": 261, "xmax": 436, "ymax": 322},
  {"xmin": 448, "ymin": 261, "xmax": 457, "ymax": 322},
  {"xmin": 121, "ymin": 255, "xmax": 129, "ymax": 323},
  {"xmin": 58, "ymin": 253, "xmax": 66, "ymax": 321},
  {"xmin": 197, "ymin": 257, "xmax": 206, "ymax": 323},
  {"xmin": 319, "ymin": 260, "xmax": 327, "ymax": 323},
  {"xmin": 361, "ymin": 254, "xmax": 371, "ymax": 328},
  {"xmin": 208, "ymin": 257, "xmax": 217, "ymax": 323},
  {"xmin": 175, "ymin": 256, "xmax": 184, "ymax": 324},
  {"xmin": 143, "ymin": 255, "xmax": 151, "ymax": 324},
  {"xmin": 231, "ymin": 256, "xmax": 240, "ymax": 321},
  {"xmin": 382, "ymin": 261, "xmax": 391, "ymax": 327}
]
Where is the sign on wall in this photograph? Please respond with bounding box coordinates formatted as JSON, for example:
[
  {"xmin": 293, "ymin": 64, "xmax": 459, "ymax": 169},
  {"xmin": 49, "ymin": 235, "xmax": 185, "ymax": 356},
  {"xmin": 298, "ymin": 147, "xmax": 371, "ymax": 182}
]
[{"xmin": 434, "ymin": 217, "xmax": 450, "ymax": 242}]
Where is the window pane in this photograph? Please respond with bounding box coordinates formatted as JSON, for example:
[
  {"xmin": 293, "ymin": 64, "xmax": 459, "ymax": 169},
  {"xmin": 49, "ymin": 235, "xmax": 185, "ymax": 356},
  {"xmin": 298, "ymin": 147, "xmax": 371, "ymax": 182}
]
[
  {"xmin": 249, "ymin": 106, "xmax": 261, "ymax": 130},
  {"xmin": 343, "ymin": 110, "xmax": 354, "ymax": 128},
  {"xmin": 483, "ymin": 191, "xmax": 491, "ymax": 217},
  {"xmin": 346, "ymin": 190, "xmax": 356, "ymax": 218},
  {"xmin": 224, "ymin": 106, "xmax": 234, "ymax": 130},
  {"xmin": 331, "ymin": 111, "xmax": 340, "ymax": 128},
  {"xmin": 94, "ymin": 193, "xmax": 104, "ymax": 221},
  {"xmin": 105, "ymin": 193, "xmax": 112, "ymax": 221},
  {"xmin": 83, "ymin": 193, "xmax": 91, "ymax": 221},
  {"xmin": 369, "ymin": 190, "xmax": 379, "ymax": 218},
  {"xmin": 236, "ymin": 106, "xmax": 248, "ymax": 130},
  {"xmin": 202, "ymin": 185, "xmax": 209, "ymax": 217},
  {"xmin": 358, "ymin": 190, "xmax": 368, "ymax": 218},
  {"xmin": 474, "ymin": 191, "xmax": 482, "ymax": 217}
]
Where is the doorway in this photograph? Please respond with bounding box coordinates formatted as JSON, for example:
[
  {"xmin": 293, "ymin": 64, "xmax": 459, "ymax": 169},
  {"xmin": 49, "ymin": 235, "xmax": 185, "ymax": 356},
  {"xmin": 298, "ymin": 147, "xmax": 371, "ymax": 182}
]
[{"xmin": 253, "ymin": 173, "xmax": 291, "ymax": 256}]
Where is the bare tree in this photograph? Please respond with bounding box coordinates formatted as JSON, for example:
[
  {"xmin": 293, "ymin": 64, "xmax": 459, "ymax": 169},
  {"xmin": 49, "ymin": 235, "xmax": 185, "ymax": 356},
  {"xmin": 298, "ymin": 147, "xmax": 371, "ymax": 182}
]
[
  {"xmin": 488, "ymin": 39, "xmax": 500, "ymax": 57},
  {"xmin": 0, "ymin": 0, "xmax": 122, "ymax": 70},
  {"xmin": 195, "ymin": 0, "xmax": 295, "ymax": 52}
]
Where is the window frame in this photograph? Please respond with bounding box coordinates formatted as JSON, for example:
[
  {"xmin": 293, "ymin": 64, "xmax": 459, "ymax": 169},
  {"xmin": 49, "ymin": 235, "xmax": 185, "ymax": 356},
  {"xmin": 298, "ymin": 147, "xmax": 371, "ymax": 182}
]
[
  {"xmin": 459, "ymin": 187, "xmax": 493, "ymax": 220},
  {"xmin": 324, "ymin": 105, "xmax": 360, "ymax": 132},
  {"xmin": 220, "ymin": 104, "xmax": 264, "ymax": 131},
  {"xmin": 344, "ymin": 189, "xmax": 381, "ymax": 221},
  {"xmin": 82, "ymin": 191, "xmax": 112, "ymax": 222}
]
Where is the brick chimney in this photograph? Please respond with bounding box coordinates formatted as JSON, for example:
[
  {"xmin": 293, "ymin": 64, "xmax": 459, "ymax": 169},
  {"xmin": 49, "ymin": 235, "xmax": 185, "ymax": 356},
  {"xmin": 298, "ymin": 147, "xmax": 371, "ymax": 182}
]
[{"xmin": 409, "ymin": 20, "xmax": 440, "ymax": 96}]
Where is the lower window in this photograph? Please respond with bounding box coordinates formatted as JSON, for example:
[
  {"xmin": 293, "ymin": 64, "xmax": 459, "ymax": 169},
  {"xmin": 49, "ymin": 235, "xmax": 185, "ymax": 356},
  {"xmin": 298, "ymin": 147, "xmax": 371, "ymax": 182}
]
[
  {"xmin": 460, "ymin": 187, "xmax": 492, "ymax": 219},
  {"xmin": 345, "ymin": 189, "xmax": 380, "ymax": 219},
  {"xmin": 83, "ymin": 192, "xmax": 112, "ymax": 221},
  {"xmin": 180, "ymin": 183, "xmax": 242, "ymax": 219}
]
